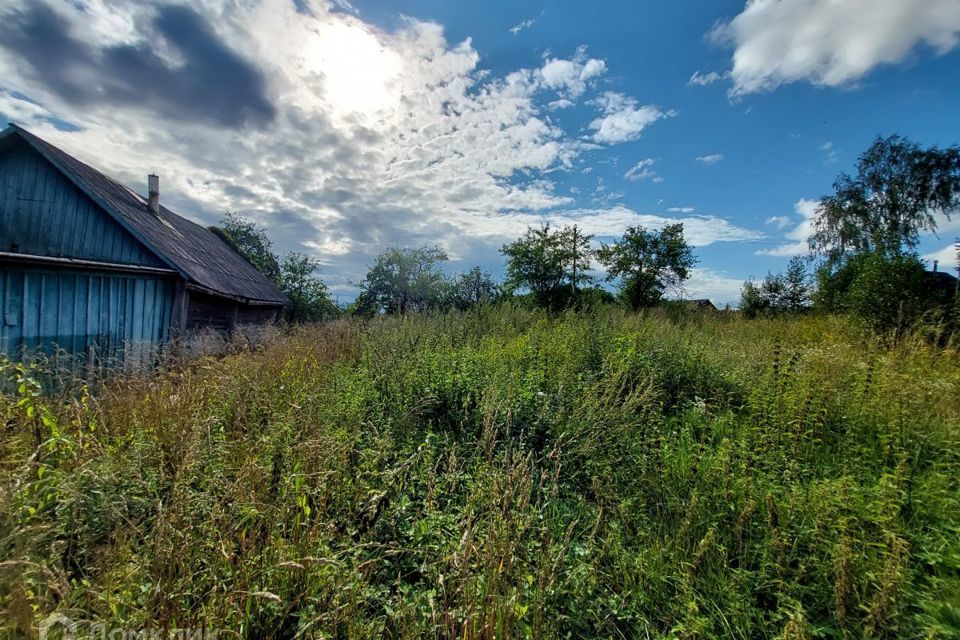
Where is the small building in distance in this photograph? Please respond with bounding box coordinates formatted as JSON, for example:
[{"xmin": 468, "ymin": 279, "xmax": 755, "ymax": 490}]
[
  {"xmin": 679, "ymin": 298, "xmax": 719, "ymax": 312},
  {"xmin": 0, "ymin": 124, "xmax": 287, "ymax": 363}
]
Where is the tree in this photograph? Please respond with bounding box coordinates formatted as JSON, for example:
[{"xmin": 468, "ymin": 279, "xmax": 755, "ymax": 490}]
[
  {"xmin": 210, "ymin": 212, "xmax": 281, "ymax": 283},
  {"xmin": 596, "ymin": 224, "xmax": 696, "ymax": 310},
  {"xmin": 740, "ymin": 257, "xmax": 812, "ymax": 317},
  {"xmin": 501, "ymin": 223, "xmax": 595, "ymax": 308},
  {"xmin": 810, "ymin": 135, "xmax": 960, "ymax": 265},
  {"xmin": 559, "ymin": 224, "xmax": 595, "ymax": 296},
  {"xmin": 501, "ymin": 224, "xmax": 568, "ymax": 307},
  {"xmin": 449, "ymin": 267, "xmax": 498, "ymax": 310},
  {"xmin": 279, "ymin": 252, "xmax": 339, "ymax": 322},
  {"xmin": 212, "ymin": 213, "xmax": 336, "ymax": 324},
  {"xmin": 355, "ymin": 246, "xmax": 449, "ymax": 315},
  {"xmin": 739, "ymin": 281, "xmax": 769, "ymax": 319}
]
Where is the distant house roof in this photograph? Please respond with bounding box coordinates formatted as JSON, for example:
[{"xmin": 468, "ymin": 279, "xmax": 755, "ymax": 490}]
[
  {"xmin": 928, "ymin": 270, "xmax": 959, "ymax": 286},
  {"xmin": 1, "ymin": 124, "xmax": 288, "ymax": 305},
  {"xmin": 681, "ymin": 298, "xmax": 719, "ymax": 311}
]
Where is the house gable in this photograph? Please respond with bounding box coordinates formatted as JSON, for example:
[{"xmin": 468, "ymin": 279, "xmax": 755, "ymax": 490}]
[{"xmin": 0, "ymin": 135, "xmax": 166, "ymax": 268}]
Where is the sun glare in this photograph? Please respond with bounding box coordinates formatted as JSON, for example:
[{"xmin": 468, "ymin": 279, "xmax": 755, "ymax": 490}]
[{"xmin": 304, "ymin": 21, "xmax": 403, "ymax": 121}]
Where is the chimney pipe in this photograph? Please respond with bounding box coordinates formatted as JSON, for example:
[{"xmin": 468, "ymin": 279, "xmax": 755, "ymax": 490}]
[
  {"xmin": 933, "ymin": 259, "xmax": 939, "ymax": 273},
  {"xmin": 148, "ymin": 174, "xmax": 160, "ymax": 215}
]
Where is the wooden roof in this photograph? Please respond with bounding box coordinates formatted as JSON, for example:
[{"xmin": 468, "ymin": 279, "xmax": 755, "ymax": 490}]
[{"xmin": 2, "ymin": 124, "xmax": 288, "ymax": 305}]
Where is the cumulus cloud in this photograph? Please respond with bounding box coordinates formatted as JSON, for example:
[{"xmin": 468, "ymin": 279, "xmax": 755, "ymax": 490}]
[
  {"xmin": 0, "ymin": 2, "xmax": 275, "ymax": 127},
  {"xmin": 624, "ymin": 158, "xmax": 663, "ymax": 183},
  {"xmin": 538, "ymin": 47, "xmax": 607, "ymax": 99},
  {"xmin": 695, "ymin": 154, "xmax": 724, "ymax": 165},
  {"xmin": 0, "ymin": 0, "xmax": 701, "ymax": 295},
  {"xmin": 681, "ymin": 269, "xmax": 745, "ymax": 306},
  {"xmin": 757, "ymin": 198, "xmax": 818, "ymax": 256},
  {"xmin": 668, "ymin": 206, "xmax": 695, "ymax": 214},
  {"xmin": 588, "ymin": 92, "xmax": 668, "ymax": 144},
  {"xmin": 714, "ymin": 0, "xmax": 960, "ymax": 96}
]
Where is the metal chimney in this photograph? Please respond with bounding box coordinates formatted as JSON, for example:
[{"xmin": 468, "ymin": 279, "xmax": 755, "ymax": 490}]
[{"xmin": 148, "ymin": 174, "xmax": 160, "ymax": 215}]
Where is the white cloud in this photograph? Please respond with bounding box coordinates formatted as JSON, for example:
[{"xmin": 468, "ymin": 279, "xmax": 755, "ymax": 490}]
[
  {"xmin": 331, "ymin": 0, "xmax": 359, "ymax": 15},
  {"xmin": 757, "ymin": 198, "xmax": 818, "ymax": 256},
  {"xmin": 765, "ymin": 215, "xmax": 793, "ymax": 229},
  {"xmin": 695, "ymin": 154, "xmax": 724, "ymax": 165},
  {"xmin": 668, "ymin": 206, "xmax": 695, "ymax": 214},
  {"xmin": 688, "ymin": 70, "xmax": 724, "ymax": 86},
  {"xmin": 588, "ymin": 92, "xmax": 668, "ymax": 144},
  {"xmin": 0, "ymin": 0, "xmax": 682, "ymax": 294},
  {"xmin": 624, "ymin": 158, "xmax": 663, "ymax": 183},
  {"xmin": 680, "ymin": 269, "xmax": 745, "ymax": 306},
  {"xmin": 509, "ymin": 18, "xmax": 535, "ymax": 35},
  {"xmin": 714, "ymin": 0, "xmax": 960, "ymax": 96},
  {"xmin": 923, "ymin": 244, "xmax": 959, "ymax": 274},
  {"xmin": 513, "ymin": 206, "xmax": 762, "ymax": 246},
  {"xmin": 821, "ymin": 141, "xmax": 840, "ymax": 164},
  {"xmin": 538, "ymin": 47, "xmax": 607, "ymax": 99}
]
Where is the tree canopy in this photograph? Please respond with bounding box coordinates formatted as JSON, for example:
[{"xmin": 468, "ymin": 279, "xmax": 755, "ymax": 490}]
[
  {"xmin": 355, "ymin": 247, "xmax": 450, "ymax": 315},
  {"xmin": 740, "ymin": 257, "xmax": 812, "ymax": 318},
  {"xmin": 810, "ymin": 135, "xmax": 960, "ymax": 265},
  {"xmin": 211, "ymin": 212, "xmax": 282, "ymax": 283},
  {"xmin": 279, "ymin": 252, "xmax": 339, "ymax": 322},
  {"xmin": 500, "ymin": 223, "xmax": 595, "ymax": 308},
  {"xmin": 596, "ymin": 224, "xmax": 695, "ymax": 310}
]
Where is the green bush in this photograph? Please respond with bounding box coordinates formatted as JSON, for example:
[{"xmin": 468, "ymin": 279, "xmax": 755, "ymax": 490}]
[{"xmin": 816, "ymin": 253, "xmax": 953, "ymax": 337}]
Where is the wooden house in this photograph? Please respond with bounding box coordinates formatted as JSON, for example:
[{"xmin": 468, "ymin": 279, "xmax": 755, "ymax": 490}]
[
  {"xmin": 0, "ymin": 124, "xmax": 287, "ymax": 363},
  {"xmin": 679, "ymin": 298, "xmax": 719, "ymax": 312}
]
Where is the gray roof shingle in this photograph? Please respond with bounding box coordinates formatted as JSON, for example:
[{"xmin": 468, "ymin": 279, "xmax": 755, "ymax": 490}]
[{"xmin": 5, "ymin": 124, "xmax": 288, "ymax": 305}]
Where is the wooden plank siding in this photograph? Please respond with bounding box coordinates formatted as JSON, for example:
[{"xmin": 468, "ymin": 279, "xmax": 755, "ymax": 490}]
[
  {"xmin": 0, "ymin": 267, "xmax": 173, "ymax": 362},
  {"xmin": 0, "ymin": 137, "xmax": 165, "ymax": 267}
]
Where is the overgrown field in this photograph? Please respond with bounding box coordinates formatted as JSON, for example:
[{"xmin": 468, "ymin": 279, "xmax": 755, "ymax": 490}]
[{"xmin": 2, "ymin": 308, "xmax": 960, "ymax": 638}]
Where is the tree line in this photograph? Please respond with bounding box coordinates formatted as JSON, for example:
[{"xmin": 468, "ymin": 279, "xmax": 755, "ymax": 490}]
[
  {"xmin": 216, "ymin": 133, "xmax": 960, "ymax": 336},
  {"xmin": 347, "ymin": 222, "xmax": 697, "ymax": 316},
  {"xmin": 213, "ymin": 214, "xmax": 700, "ymax": 320}
]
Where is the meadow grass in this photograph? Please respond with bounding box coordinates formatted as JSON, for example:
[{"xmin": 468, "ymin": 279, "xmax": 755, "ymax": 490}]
[{"xmin": 1, "ymin": 306, "xmax": 959, "ymax": 638}]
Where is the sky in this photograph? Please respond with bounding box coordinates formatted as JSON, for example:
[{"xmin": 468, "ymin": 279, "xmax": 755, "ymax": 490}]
[{"xmin": 1, "ymin": 0, "xmax": 959, "ymax": 305}]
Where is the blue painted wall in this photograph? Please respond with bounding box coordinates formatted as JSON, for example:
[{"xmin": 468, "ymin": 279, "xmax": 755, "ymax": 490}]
[
  {"xmin": 0, "ymin": 137, "xmax": 176, "ymax": 361},
  {"xmin": 0, "ymin": 137, "xmax": 165, "ymax": 267},
  {"xmin": 0, "ymin": 267, "xmax": 174, "ymax": 361}
]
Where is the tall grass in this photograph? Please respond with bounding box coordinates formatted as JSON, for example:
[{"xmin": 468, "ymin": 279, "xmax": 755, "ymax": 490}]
[{"xmin": 2, "ymin": 307, "xmax": 959, "ymax": 638}]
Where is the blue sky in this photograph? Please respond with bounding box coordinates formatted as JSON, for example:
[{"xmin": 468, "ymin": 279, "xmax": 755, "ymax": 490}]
[{"xmin": 2, "ymin": 0, "xmax": 959, "ymax": 304}]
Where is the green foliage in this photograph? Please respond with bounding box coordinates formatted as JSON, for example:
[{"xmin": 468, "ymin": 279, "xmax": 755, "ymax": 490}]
[
  {"xmin": 448, "ymin": 266, "xmax": 499, "ymax": 311},
  {"xmin": 2, "ymin": 311, "xmax": 960, "ymax": 638},
  {"xmin": 741, "ymin": 257, "xmax": 812, "ymax": 318},
  {"xmin": 354, "ymin": 246, "xmax": 451, "ymax": 315},
  {"xmin": 815, "ymin": 253, "xmax": 955, "ymax": 337},
  {"xmin": 211, "ymin": 211, "xmax": 282, "ymax": 283},
  {"xmin": 278, "ymin": 252, "xmax": 339, "ymax": 322},
  {"xmin": 597, "ymin": 223, "xmax": 696, "ymax": 309},
  {"xmin": 212, "ymin": 212, "xmax": 338, "ymax": 324},
  {"xmin": 811, "ymin": 135, "xmax": 960, "ymax": 264},
  {"xmin": 501, "ymin": 223, "xmax": 594, "ymax": 309}
]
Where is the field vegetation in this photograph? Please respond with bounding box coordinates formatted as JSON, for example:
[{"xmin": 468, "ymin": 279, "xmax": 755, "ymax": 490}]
[{"xmin": 2, "ymin": 307, "xmax": 959, "ymax": 638}]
